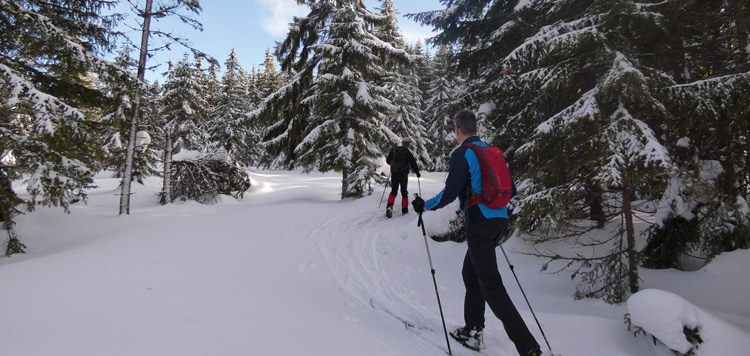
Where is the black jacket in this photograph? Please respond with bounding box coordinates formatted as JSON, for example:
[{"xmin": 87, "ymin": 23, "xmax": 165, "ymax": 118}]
[{"xmin": 386, "ymin": 146, "xmax": 420, "ymax": 176}]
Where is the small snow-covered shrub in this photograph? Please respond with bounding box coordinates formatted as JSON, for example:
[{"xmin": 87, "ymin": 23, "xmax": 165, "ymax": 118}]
[
  {"xmin": 166, "ymin": 158, "xmax": 250, "ymax": 204},
  {"xmin": 429, "ymin": 209, "xmax": 466, "ymax": 243},
  {"xmin": 624, "ymin": 288, "xmax": 750, "ymax": 356}
]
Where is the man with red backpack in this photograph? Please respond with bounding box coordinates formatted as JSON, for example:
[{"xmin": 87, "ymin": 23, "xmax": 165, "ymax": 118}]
[
  {"xmin": 385, "ymin": 137, "xmax": 421, "ymax": 218},
  {"xmin": 412, "ymin": 110, "xmax": 543, "ymax": 356}
]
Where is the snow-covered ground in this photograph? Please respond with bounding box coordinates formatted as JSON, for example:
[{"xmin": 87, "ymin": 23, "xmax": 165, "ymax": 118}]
[{"xmin": 2, "ymin": 170, "xmax": 749, "ymax": 356}]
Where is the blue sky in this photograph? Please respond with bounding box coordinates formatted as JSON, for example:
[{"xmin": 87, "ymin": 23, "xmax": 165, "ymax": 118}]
[{"xmin": 116, "ymin": 0, "xmax": 444, "ymax": 82}]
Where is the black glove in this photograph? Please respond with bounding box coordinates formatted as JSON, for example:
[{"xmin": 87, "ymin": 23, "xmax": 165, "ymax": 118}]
[
  {"xmin": 416, "ymin": 171, "xmax": 421, "ymax": 178},
  {"xmin": 412, "ymin": 196, "xmax": 425, "ymax": 213}
]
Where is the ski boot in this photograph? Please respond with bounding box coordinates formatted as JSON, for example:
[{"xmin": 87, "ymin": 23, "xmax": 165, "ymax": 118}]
[
  {"xmin": 450, "ymin": 326, "xmax": 484, "ymax": 351},
  {"xmin": 526, "ymin": 348, "xmax": 544, "ymax": 356}
]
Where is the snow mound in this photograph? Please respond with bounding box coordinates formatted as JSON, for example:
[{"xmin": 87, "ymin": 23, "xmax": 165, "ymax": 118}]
[
  {"xmin": 420, "ymin": 202, "xmax": 460, "ymax": 237},
  {"xmin": 627, "ymin": 288, "xmax": 750, "ymax": 355}
]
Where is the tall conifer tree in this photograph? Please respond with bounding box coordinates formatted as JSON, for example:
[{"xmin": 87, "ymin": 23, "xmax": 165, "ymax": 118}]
[
  {"xmin": 158, "ymin": 56, "xmax": 209, "ymax": 204},
  {"xmin": 414, "ymin": 0, "xmax": 679, "ymax": 303},
  {"xmin": 101, "ymin": 45, "xmax": 160, "ymax": 184},
  {"xmin": 423, "ymin": 45, "xmax": 465, "ymax": 171},
  {"xmin": 253, "ymin": 0, "xmax": 408, "ymax": 198},
  {"xmin": 375, "ymin": 1, "xmax": 431, "ymax": 168},
  {"xmin": 0, "ymin": 0, "xmax": 128, "ymax": 254},
  {"xmin": 208, "ymin": 49, "xmax": 254, "ymax": 164}
]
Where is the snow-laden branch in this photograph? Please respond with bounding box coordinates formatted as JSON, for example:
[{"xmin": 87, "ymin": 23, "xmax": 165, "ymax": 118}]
[
  {"xmin": 1, "ymin": 63, "xmax": 84, "ymax": 132},
  {"xmin": 506, "ymin": 17, "xmax": 601, "ymax": 64}
]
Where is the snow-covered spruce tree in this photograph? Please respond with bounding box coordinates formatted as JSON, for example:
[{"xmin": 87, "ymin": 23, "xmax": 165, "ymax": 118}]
[
  {"xmin": 157, "ymin": 56, "xmax": 210, "ymax": 205},
  {"xmin": 253, "ymin": 0, "xmax": 408, "ymax": 198},
  {"xmin": 100, "ymin": 45, "xmax": 161, "ymax": 184},
  {"xmin": 299, "ymin": 2, "xmax": 407, "ymax": 198},
  {"xmin": 645, "ymin": 0, "xmax": 750, "ymax": 265},
  {"xmin": 251, "ymin": 48, "xmax": 287, "ymax": 166},
  {"xmin": 207, "ymin": 49, "xmax": 255, "ymax": 165},
  {"xmin": 0, "ymin": 0, "xmax": 131, "ymax": 255},
  {"xmin": 423, "ymin": 45, "xmax": 466, "ymax": 171},
  {"xmin": 162, "ymin": 54, "xmax": 251, "ymax": 205},
  {"xmin": 374, "ymin": 0, "xmax": 405, "ymax": 66},
  {"xmin": 205, "ymin": 59, "xmax": 221, "ymax": 104},
  {"xmin": 249, "ymin": 3, "xmax": 322, "ymax": 171},
  {"xmin": 415, "ymin": 0, "xmax": 682, "ymax": 303},
  {"xmin": 246, "ymin": 65, "xmax": 262, "ymax": 111},
  {"xmin": 413, "ymin": 41, "xmax": 433, "ymax": 108},
  {"xmin": 256, "ymin": 47, "xmax": 286, "ymax": 102},
  {"xmin": 161, "ymin": 55, "xmax": 252, "ymax": 205},
  {"xmin": 117, "ymin": 0, "xmax": 207, "ymax": 215},
  {"xmin": 380, "ymin": 59, "xmax": 431, "ymax": 169},
  {"xmin": 0, "ymin": 85, "xmax": 26, "ymax": 256},
  {"xmin": 374, "ymin": 1, "xmax": 431, "ymax": 169},
  {"xmin": 516, "ymin": 52, "xmax": 672, "ymax": 303}
]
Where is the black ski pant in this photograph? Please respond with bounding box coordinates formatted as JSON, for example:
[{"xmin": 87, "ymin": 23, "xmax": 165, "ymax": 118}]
[
  {"xmin": 389, "ymin": 173, "xmax": 408, "ymax": 198},
  {"xmin": 462, "ymin": 218, "xmax": 540, "ymax": 355}
]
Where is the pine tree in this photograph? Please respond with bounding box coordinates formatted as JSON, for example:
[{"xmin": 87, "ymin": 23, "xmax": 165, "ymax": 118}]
[
  {"xmin": 375, "ymin": 1, "xmax": 431, "ymax": 169},
  {"xmin": 189, "ymin": 54, "xmax": 213, "ymax": 150},
  {"xmin": 117, "ymin": 0, "xmax": 206, "ymax": 215},
  {"xmin": 412, "ymin": 41, "xmax": 434, "ymax": 114},
  {"xmin": 246, "ymin": 65, "xmax": 262, "ymax": 107},
  {"xmin": 298, "ymin": 2, "xmax": 406, "ymax": 198},
  {"xmin": 257, "ymin": 47, "xmax": 284, "ymax": 100},
  {"xmin": 158, "ymin": 56, "xmax": 210, "ymax": 204},
  {"xmin": 381, "ymin": 64, "xmax": 431, "ymax": 169},
  {"xmin": 649, "ymin": 0, "xmax": 750, "ymax": 261},
  {"xmin": 205, "ymin": 59, "xmax": 221, "ymax": 104},
  {"xmin": 423, "ymin": 45, "xmax": 465, "ymax": 171},
  {"xmin": 374, "ymin": 0, "xmax": 405, "ymax": 68},
  {"xmin": 100, "ymin": 45, "xmax": 160, "ymax": 184},
  {"xmin": 253, "ymin": 0, "xmax": 409, "ymax": 197},
  {"xmin": 419, "ymin": 0, "xmax": 750, "ymax": 302},
  {"xmin": 208, "ymin": 49, "xmax": 254, "ymax": 164},
  {"xmin": 0, "ymin": 0, "xmax": 129, "ymax": 255},
  {"xmin": 414, "ymin": 0, "xmax": 681, "ymax": 303}
]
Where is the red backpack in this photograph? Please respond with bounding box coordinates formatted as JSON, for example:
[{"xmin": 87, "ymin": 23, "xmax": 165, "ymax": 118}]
[{"xmin": 462, "ymin": 142, "xmax": 513, "ymax": 209}]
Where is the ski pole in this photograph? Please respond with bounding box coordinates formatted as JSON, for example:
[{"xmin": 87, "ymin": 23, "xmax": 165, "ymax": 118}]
[
  {"xmin": 499, "ymin": 245, "xmax": 552, "ymax": 353},
  {"xmin": 416, "ymin": 199, "xmax": 452, "ymax": 356},
  {"xmin": 378, "ymin": 173, "xmax": 391, "ymax": 208}
]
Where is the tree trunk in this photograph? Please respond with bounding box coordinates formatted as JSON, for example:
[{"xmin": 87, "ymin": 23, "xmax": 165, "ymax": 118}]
[
  {"xmin": 587, "ymin": 183, "xmax": 605, "ymax": 228},
  {"xmin": 667, "ymin": 1, "xmax": 687, "ymax": 84},
  {"xmin": 341, "ymin": 165, "xmax": 349, "ymax": 199},
  {"xmin": 119, "ymin": 0, "xmax": 153, "ymax": 215},
  {"xmin": 622, "ymin": 175, "xmax": 639, "ymax": 294},
  {"xmin": 733, "ymin": 0, "xmax": 749, "ymax": 66},
  {"xmin": 161, "ymin": 133, "xmax": 173, "ymax": 205},
  {"xmin": 287, "ymin": 119, "xmax": 300, "ymax": 169}
]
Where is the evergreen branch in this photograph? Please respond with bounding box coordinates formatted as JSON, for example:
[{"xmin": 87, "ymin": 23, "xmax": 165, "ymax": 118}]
[{"xmin": 664, "ymin": 71, "xmax": 750, "ymax": 90}]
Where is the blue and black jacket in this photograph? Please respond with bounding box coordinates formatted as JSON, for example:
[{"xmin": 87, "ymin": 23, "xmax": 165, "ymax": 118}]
[{"xmin": 424, "ymin": 136, "xmax": 516, "ymax": 222}]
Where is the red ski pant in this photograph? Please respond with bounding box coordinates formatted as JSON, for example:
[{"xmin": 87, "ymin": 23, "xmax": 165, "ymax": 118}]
[{"xmin": 387, "ymin": 174, "xmax": 409, "ymax": 208}]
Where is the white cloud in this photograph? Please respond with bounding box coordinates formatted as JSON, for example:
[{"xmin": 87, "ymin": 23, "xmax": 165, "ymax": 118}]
[
  {"xmin": 400, "ymin": 22, "xmax": 436, "ymax": 45},
  {"xmin": 255, "ymin": 0, "xmax": 309, "ymax": 37},
  {"xmin": 253, "ymin": 0, "xmax": 436, "ymax": 49}
]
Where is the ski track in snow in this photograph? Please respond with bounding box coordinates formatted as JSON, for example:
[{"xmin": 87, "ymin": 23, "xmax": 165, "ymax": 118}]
[{"xmin": 308, "ymin": 207, "xmax": 514, "ymax": 356}]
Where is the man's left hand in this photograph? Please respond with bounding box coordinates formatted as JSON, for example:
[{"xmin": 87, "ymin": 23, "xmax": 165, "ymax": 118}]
[{"xmin": 412, "ymin": 196, "xmax": 425, "ymax": 213}]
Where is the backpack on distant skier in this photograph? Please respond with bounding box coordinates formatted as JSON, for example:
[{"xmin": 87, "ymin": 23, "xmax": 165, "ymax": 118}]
[
  {"xmin": 389, "ymin": 147, "xmax": 409, "ymax": 175},
  {"xmin": 462, "ymin": 142, "xmax": 512, "ymax": 209}
]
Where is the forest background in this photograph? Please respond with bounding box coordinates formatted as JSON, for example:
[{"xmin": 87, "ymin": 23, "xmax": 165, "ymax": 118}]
[{"xmin": 1, "ymin": 0, "xmax": 749, "ymax": 319}]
